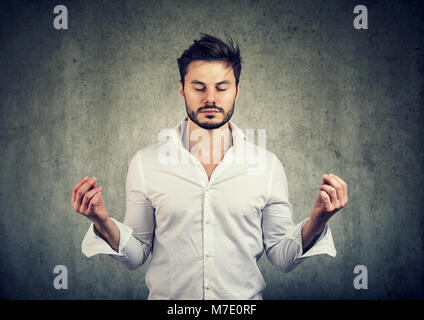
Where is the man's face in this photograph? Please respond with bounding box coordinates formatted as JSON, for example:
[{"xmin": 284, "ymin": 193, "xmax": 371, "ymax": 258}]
[{"xmin": 179, "ymin": 60, "xmax": 240, "ymax": 129}]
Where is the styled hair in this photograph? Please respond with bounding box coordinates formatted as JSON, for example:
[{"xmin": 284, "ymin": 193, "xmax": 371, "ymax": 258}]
[{"xmin": 177, "ymin": 33, "xmax": 242, "ymax": 88}]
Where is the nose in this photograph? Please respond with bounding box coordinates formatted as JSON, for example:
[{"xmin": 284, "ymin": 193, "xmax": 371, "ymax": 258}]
[{"xmin": 203, "ymin": 88, "xmax": 216, "ymax": 106}]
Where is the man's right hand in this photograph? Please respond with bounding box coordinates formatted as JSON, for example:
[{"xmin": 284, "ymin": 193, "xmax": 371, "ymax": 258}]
[{"xmin": 71, "ymin": 176, "xmax": 109, "ymax": 224}]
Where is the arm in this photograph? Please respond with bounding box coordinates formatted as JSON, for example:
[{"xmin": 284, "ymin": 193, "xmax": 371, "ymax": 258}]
[
  {"xmin": 301, "ymin": 219, "xmax": 326, "ymax": 254},
  {"xmin": 75, "ymin": 151, "xmax": 155, "ymax": 270},
  {"xmin": 302, "ymin": 173, "xmax": 349, "ymax": 254},
  {"xmin": 93, "ymin": 218, "xmax": 120, "ymax": 253},
  {"xmin": 263, "ymin": 156, "xmax": 340, "ymax": 273},
  {"xmin": 114, "ymin": 151, "xmax": 155, "ymax": 269}
]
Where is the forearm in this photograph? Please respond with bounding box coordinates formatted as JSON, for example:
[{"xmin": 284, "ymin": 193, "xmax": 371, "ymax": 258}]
[
  {"xmin": 301, "ymin": 218, "xmax": 326, "ymax": 254},
  {"xmin": 93, "ymin": 217, "xmax": 120, "ymax": 253}
]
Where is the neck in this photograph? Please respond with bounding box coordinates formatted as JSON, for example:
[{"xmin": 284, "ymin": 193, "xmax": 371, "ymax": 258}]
[{"xmin": 187, "ymin": 118, "xmax": 232, "ymax": 165}]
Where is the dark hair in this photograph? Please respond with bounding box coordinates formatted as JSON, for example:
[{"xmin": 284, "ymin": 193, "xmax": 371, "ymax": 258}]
[{"xmin": 177, "ymin": 33, "xmax": 242, "ymax": 88}]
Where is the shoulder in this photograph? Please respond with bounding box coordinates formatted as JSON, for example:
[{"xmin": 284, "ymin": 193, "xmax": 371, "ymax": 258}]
[
  {"xmin": 241, "ymin": 139, "xmax": 283, "ymax": 168},
  {"xmin": 129, "ymin": 140, "xmax": 169, "ymax": 166}
]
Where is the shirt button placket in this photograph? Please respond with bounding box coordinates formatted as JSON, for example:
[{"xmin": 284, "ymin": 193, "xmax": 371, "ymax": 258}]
[{"xmin": 203, "ymin": 183, "xmax": 214, "ymax": 299}]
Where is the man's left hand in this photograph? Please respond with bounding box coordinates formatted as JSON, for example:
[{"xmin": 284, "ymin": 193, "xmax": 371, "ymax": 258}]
[{"xmin": 310, "ymin": 174, "xmax": 348, "ymax": 225}]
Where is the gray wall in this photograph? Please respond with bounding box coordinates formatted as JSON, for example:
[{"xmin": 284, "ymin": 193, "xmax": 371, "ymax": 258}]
[{"xmin": 1, "ymin": 0, "xmax": 423, "ymax": 299}]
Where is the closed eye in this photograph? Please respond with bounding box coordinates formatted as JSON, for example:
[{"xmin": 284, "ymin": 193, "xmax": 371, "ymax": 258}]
[{"xmin": 194, "ymin": 88, "xmax": 227, "ymax": 92}]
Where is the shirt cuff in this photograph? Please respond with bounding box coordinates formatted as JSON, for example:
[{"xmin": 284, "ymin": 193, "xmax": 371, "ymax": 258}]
[
  {"xmin": 81, "ymin": 217, "xmax": 133, "ymax": 258},
  {"xmin": 285, "ymin": 217, "xmax": 337, "ymax": 263}
]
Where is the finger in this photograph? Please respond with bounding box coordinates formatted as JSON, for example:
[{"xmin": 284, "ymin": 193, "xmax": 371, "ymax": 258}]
[
  {"xmin": 72, "ymin": 176, "xmax": 89, "ymax": 205},
  {"xmin": 332, "ymin": 175, "xmax": 348, "ymax": 203},
  {"xmin": 320, "ymin": 191, "xmax": 333, "ymax": 212},
  {"xmin": 80, "ymin": 187, "xmax": 101, "ymax": 212},
  {"xmin": 74, "ymin": 177, "xmax": 97, "ymax": 211},
  {"xmin": 323, "ymin": 174, "xmax": 344, "ymax": 200},
  {"xmin": 73, "ymin": 177, "xmax": 97, "ymax": 211},
  {"xmin": 88, "ymin": 190, "xmax": 101, "ymax": 210},
  {"xmin": 319, "ymin": 184, "xmax": 339, "ymax": 204}
]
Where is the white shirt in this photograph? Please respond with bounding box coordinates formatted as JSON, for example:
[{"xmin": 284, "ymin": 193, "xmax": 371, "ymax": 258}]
[{"xmin": 82, "ymin": 119, "xmax": 336, "ymax": 300}]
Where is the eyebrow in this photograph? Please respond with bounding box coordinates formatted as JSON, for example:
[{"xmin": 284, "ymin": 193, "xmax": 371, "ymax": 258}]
[{"xmin": 191, "ymin": 80, "xmax": 231, "ymax": 86}]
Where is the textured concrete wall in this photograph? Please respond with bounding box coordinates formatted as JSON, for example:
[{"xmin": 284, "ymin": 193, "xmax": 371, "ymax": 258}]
[{"xmin": 1, "ymin": 0, "xmax": 423, "ymax": 299}]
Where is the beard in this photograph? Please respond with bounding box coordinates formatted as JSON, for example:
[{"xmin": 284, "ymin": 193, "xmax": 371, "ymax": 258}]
[{"xmin": 185, "ymin": 100, "xmax": 235, "ymax": 130}]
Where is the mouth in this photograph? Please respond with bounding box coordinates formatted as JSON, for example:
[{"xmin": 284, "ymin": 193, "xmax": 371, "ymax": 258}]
[{"xmin": 200, "ymin": 108, "xmax": 221, "ymax": 116}]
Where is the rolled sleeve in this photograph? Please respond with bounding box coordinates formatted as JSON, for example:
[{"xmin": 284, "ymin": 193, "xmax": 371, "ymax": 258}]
[
  {"xmin": 263, "ymin": 155, "xmax": 337, "ymax": 273},
  {"xmin": 285, "ymin": 217, "xmax": 337, "ymax": 263},
  {"xmin": 81, "ymin": 151, "xmax": 154, "ymax": 271},
  {"xmin": 81, "ymin": 217, "xmax": 133, "ymax": 258}
]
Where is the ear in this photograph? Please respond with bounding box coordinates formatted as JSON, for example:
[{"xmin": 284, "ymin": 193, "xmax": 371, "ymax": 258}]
[
  {"xmin": 235, "ymin": 82, "xmax": 240, "ymax": 101},
  {"xmin": 178, "ymin": 81, "xmax": 185, "ymax": 101}
]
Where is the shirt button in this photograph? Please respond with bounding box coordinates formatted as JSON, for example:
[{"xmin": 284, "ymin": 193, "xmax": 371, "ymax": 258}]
[
  {"xmin": 205, "ymin": 252, "xmax": 212, "ymax": 257},
  {"xmin": 205, "ymin": 219, "xmax": 210, "ymax": 224},
  {"xmin": 206, "ymin": 284, "xmax": 211, "ymax": 290}
]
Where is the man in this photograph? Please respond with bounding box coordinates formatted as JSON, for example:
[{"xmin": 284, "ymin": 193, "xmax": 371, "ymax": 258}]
[{"xmin": 71, "ymin": 34, "xmax": 348, "ymax": 300}]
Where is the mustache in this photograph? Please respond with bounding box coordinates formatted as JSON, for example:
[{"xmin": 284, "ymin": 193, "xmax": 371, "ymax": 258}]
[{"xmin": 197, "ymin": 105, "xmax": 224, "ymax": 113}]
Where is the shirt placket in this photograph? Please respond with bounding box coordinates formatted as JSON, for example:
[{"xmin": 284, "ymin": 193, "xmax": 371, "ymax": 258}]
[{"xmin": 203, "ymin": 181, "xmax": 214, "ymax": 299}]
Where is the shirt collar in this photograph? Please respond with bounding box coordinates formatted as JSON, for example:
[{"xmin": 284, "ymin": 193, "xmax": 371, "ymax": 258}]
[{"xmin": 173, "ymin": 118, "xmax": 247, "ymax": 151}]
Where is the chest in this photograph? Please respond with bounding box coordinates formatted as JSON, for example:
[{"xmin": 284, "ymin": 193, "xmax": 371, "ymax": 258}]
[
  {"xmin": 202, "ymin": 163, "xmax": 219, "ymax": 180},
  {"xmin": 146, "ymin": 165, "xmax": 269, "ymax": 224}
]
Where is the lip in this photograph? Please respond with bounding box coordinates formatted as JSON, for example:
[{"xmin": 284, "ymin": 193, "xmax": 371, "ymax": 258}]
[{"xmin": 201, "ymin": 109, "xmax": 219, "ymax": 114}]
